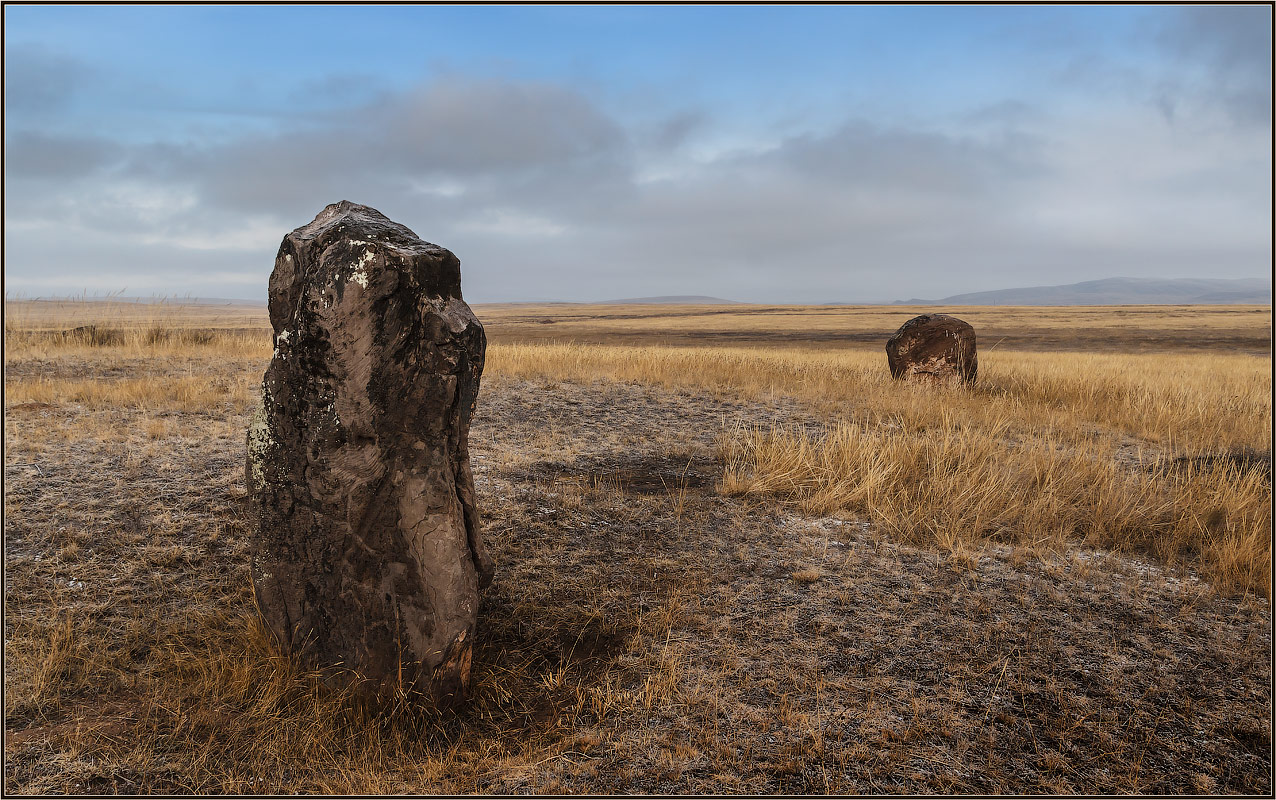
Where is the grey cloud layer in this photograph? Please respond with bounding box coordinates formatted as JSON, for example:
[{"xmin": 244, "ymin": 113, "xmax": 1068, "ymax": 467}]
[
  {"xmin": 103, "ymin": 78, "xmax": 634, "ymax": 222},
  {"xmin": 5, "ymin": 9, "xmax": 1272, "ymax": 302},
  {"xmin": 3, "ymin": 44, "xmax": 89, "ymax": 113},
  {"xmin": 1156, "ymin": 5, "xmax": 1272, "ymax": 125},
  {"xmin": 6, "ymin": 130, "xmax": 123, "ymax": 179}
]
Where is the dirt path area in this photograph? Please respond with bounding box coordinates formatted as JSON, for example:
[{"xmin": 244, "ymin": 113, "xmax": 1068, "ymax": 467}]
[{"xmin": 4, "ymin": 374, "xmax": 1271, "ymax": 793}]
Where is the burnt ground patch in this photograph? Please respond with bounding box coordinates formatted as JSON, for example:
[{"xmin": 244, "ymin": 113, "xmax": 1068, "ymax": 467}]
[{"xmin": 511, "ymin": 453, "xmax": 718, "ymax": 496}]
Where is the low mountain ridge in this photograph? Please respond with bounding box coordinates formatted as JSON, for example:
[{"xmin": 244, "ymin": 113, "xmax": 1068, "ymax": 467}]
[{"xmin": 895, "ymin": 277, "xmax": 1271, "ymax": 306}]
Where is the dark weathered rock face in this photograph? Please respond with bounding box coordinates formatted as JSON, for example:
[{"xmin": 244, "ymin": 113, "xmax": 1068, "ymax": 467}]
[
  {"xmin": 885, "ymin": 314, "xmax": 977, "ymax": 385},
  {"xmin": 246, "ymin": 201, "xmax": 491, "ymax": 705}
]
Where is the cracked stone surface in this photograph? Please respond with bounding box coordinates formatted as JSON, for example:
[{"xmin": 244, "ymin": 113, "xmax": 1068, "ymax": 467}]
[{"xmin": 247, "ymin": 201, "xmax": 491, "ymax": 705}]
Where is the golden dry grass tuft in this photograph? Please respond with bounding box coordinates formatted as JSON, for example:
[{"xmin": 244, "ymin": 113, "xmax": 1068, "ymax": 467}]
[{"xmin": 719, "ymin": 417, "xmax": 1271, "ymax": 597}]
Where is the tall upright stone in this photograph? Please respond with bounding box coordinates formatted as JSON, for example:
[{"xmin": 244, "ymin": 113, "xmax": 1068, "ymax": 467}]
[
  {"xmin": 885, "ymin": 313, "xmax": 978, "ymax": 385},
  {"xmin": 247, "ymin": 201, "xmax": 492, "ymax": 705}
]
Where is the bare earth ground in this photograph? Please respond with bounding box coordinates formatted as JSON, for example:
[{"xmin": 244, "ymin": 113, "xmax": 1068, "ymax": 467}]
[{"xmin": 4, "ymin": 336, "xmax": 1271, "ymax": 793}]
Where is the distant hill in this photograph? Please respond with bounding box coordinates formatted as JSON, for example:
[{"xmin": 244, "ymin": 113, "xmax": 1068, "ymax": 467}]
[
  {"xmin": 895, "ymin": 277, "xmax": 1271, "ymax": 306},
  {"xmin": 602, "ymin": 295, "xmax": 741, "ymax": 305}
]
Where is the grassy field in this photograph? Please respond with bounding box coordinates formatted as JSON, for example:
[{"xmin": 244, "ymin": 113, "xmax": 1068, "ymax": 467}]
[
  {"xmin": 477, "ymin": 302, "xmax": 1274, "ymax": 354},
  {"xmin": 8, "ymin": 297, "xmax": 1271, "ymax": 352},
  {"xmin": 3, "ymin": 299, "xmax": 1272, "ymax": 793}
]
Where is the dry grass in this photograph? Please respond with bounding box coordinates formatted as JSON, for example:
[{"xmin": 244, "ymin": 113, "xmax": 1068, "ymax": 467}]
[
  {"xmin": 475, "ymin": 302, "xmax": 1272, "ymax": 354},
  {"xmin": 719, "ymin": 417, "xmax": 1271, "ymax": 597},
  {"xmin": 4, "ymin": 296, "xmax": 267, "ymax": 332},
  {"xmin": 4, "ymin": 297, "xmax": 265, "ymax": 365},
  {"xmin": 8, "ymin": 297, "xmax": 1271, "ymax": 355},
  {"xmin": 4, "ymin": 298, "xmax": 1271, "ymax": 793},
  {"xmin": 489, "ymin": 343, "xmax": 1271, "ymax": 453},
  {"xmin": 8, "ymin": 376, "xmax": 257, "ymax": 414}
]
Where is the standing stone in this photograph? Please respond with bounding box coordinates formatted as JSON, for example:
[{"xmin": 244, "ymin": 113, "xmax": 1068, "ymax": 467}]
[
  {"xmin": 885, "ymin": 313, "xmax": 978, "ymax": 385},
  {"xmin": 247, "ymin": 201, "xmax": 492, "ymax": 706}
]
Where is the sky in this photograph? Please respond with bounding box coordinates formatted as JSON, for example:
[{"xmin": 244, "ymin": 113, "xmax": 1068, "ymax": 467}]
[{"xmin": 3, "ymin": 5, "xmax": 1271, "ymax": 303}]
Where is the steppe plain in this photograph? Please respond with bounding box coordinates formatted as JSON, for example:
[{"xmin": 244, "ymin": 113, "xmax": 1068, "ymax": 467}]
[{"xmin": 3, "ymin": 299, "xmax": 1272, "ymax": 793}]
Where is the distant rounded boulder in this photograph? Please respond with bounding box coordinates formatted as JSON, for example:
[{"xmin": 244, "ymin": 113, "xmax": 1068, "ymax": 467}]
[{"xmin": 885, "ymin": 314, "xmax": 977, "ymax": 385}]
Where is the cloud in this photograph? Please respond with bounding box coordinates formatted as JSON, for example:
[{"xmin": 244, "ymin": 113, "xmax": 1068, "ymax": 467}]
[
  {"xmin": 376, "ymin": 79, "xmax": 627, "ymax": 174},
  {"xmin": 5, "ymin": 130, "xmax": 123, "ymax": 178},
  {"xmin": 769, "ymin": 121, "xmax": 1040, "ymax": 195},
  {"xmin": 647, "ymin": 110, "xmax": 707, "ymax": 150},
  {"xmin": 3, "ymin": 48, "xmax": 1270, "ymax": 303},
  {"xmin": 3, "ymin": 73, "xmax": 641, "ymax": 297},
  {"xmin": 2, "ymin": 44, "xmax": 90, "ymax": 112},
  {"xmin": 454, "ymin": 209, "xmax": 569, "ymax": 238},
  {"xmin": 93, "ymin": 76, "xmax": 633, "ymax": 225},
  {"xmin": 1155, "ymin": 6, "xmax": 1272, "ymax": 126}
]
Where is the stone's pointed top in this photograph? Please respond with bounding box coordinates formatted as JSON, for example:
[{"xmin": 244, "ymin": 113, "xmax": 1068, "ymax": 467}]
[
  {"xmin": 316, "ymin": 199, "xmax": 386, "ymax": 222},
  {"xmin": 291, "ymin": 200, "xmax": 422, "ymax": 245},
  {"xmin": 318, "ymin": 199, "xmax": 391, "ymax": 222},
  {"xmin": 275, "ymin": 202, "xmax": 463, "ymax": 305}
]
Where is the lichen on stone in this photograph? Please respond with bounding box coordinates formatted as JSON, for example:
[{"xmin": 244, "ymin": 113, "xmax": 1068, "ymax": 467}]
[{"xmin": 246, "ymin": 385, "xmax": 275, "ymax": 492}]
